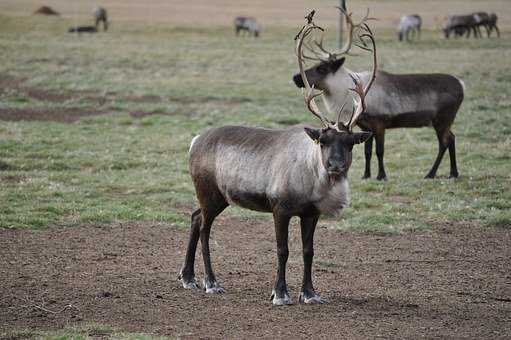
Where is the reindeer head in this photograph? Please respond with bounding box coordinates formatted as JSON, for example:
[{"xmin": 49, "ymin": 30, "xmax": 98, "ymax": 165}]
[
  {"xmin": 292, "ymin": 8, "xmax": 375, "ymax": 92},
  {"xmin": 295, "ymin": 10, "xmax": 376, "ymax": 178}
]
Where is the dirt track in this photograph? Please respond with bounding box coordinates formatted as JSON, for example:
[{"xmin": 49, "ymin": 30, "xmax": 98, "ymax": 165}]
[{"xmin": 1, "ymin": 217, "xmax": 510, "ymax": 339}]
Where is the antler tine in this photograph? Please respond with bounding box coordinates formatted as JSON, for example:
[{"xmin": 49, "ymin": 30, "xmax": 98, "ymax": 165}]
[
  {"xmin": 346, "ymin": 32, "xmax": 377, "ymax": 130},
  {"xmin": 312, "ymin": 36, "xmax": 333, "ymax": 61},
  {"xmin": 335, "ymin": 101, "xmax": 350, "ymax": 132},
  {"xmin": 331, "ymin": 7, "xmax": 374, "ymax": 58},
  {"xmin": 346, "ymin": 76, "xmax": 366, "ymax": 129},
  {"xmin": 303, "ymin": 40, "xmax": 326, "ymax": 61},
  {"xmin": 359, "ymin": 33, "xmax": 377, "ymax": 94},
  {"xmin": 295, "ymin": 12, "xmax": 333, "ymax": 129}
]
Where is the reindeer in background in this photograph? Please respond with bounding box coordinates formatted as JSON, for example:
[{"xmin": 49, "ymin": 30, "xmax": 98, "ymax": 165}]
[
  {"xmin": 234, "ymin": 17, "xmax": 261, "ymax": 37},
  {"xmin": 179, "ymin": 11, "xmax": 376, "ymax": 305},
  {"xmin": 93, "ymin": 7, "xmax": 109, "ymax": 31},
  {"xmin": 293, "ymin": 8, "xmax": 464, "ymax": 180},
  {"xmin": 397, "ymin": 14, "xmax": 422, "ymax": 42}
]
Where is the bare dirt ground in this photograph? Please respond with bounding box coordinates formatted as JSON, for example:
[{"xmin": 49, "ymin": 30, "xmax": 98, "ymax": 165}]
[{"xmin": 1, "ymin": 217, "xmax": 510, "ymax": 339}]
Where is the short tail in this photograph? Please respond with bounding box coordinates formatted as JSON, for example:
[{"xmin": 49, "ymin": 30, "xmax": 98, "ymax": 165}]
[{"xmin": 189, "ymin": 135, "xmax": 200, "ymax": 153}]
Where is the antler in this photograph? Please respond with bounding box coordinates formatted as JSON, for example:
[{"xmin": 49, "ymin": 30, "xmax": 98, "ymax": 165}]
[
  {"xmin": 344, "ymin": 32, "xmax": 377, "ymax": 130},
  {"xmin": 307, "ymin": 7, "xmax": 375, "ymax": 62},
  {"xmin": 295, "ymin": 10, "xmax": 377, "ymax": 133},
  {"xmin": 295, "ymin": 11, "xmax": 333, "ymax": 129}
]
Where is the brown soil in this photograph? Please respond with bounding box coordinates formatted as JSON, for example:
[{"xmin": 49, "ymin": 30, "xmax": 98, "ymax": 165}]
[
  {"xmin": 0, "ymin": 108, "xmax": 104, "ymax": 123},
  {"xmin": 1, "ymin": 217, "xmax": 510, "ymax": 339},
  {"xmin": 0, "ymin": 74, "xmax": 249, "ymax": 123}
]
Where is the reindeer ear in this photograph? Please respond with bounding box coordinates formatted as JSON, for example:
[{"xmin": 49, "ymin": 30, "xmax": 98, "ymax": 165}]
[
  {"xmin": 350, "ymin": 131, "xmax": 372, "ymax": 145},
  {"xmin": 330, "ymin": 57, "xmax": 345, "ymax": 73},
  {"xmin": 304, "ymin": 127, "xmax": 321, "ymax": 143}
]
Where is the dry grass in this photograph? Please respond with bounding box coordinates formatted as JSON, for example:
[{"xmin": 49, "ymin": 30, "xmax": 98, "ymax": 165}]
[{"xmin": 2, "ymin": 0, "xmax": 511, "ymax": 29}]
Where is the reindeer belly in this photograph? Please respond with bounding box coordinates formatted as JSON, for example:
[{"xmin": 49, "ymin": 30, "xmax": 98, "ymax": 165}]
[
  {"xmin": 388, "ymin": 110, "xmax": 435, "ymax": 128},
  {"xmin": 360, "ymin": 109, "xmax": 435, "ymax": 129},
  {"xmin": 224, "ymin": 188, "xmax": 272, "ymax": 212}
]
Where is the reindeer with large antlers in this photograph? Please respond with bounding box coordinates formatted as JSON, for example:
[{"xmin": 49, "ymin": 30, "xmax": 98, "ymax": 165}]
[
  {"xmin": 178, "ymin": 11, "xmax": 373, "ymax": 305},
  {"xmin": 293, "ymin": 7, "xmax": 464, "ymax": 180}
]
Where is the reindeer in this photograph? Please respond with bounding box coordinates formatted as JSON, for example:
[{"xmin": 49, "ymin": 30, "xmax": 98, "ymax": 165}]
[
  {"xmin": 443, "ymin": 15, "xmax": 479, "ymax": 39},
  {"xmin": 293, "ymin": 8, "xmax": 464, "ymax": 180},
  {"xmin": 488, "ymin": 13, "xmax": 500, "ymax": 38},
  {"xmin": 93, "ymin": 7, "xmax": 108, "ymax": 31},
  {"xmin": 472, "ymin": 12, "xmax": 491, "ymax": 37},
  {"xmin": 178, "ymin": 11, "xmax": 375, "ymax": 305},
  {"xmin": 68, "ymin": 26, "xmax": 98, "ymax": 34},
  {"xmin": 397, "ymin": 15, "xmax": 422, "ymax": 42},
  {"xmin": 234, "ymin": 17, "xmax": 261, "ymax": 37}
]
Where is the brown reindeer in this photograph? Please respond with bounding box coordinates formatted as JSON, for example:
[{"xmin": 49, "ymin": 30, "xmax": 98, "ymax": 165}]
[
  {"xmin": 178, "ymin": 11, "xmax": 375, "ymax": 305},
  {"xmin": 293, "ymin": 7, "xmax": 464, "ymax": 180}
]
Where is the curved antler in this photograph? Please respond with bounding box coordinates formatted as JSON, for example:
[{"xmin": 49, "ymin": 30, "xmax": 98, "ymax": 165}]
[
  {"xmin": 344, "ymin": 32, "xmax": 377, "ymax": 130},
  {"xmin": 295, "ymin": 11, "xmax": 334, "ymax": 129},
  {"xmin": 295, "ymin": 10, "xmax": 377, "ymax": 133},
  {"xmin": 309, "ymin": 7, "xmax": 375, "ymax": 62}
]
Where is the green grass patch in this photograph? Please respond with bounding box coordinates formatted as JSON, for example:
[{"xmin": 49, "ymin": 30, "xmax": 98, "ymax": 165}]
[
  {"xmin": 0, "ymin": 14, "xmax": 509, "ymax": 231},
  {"xmin": 0, "ymin": 323, "xmax": 171, "ymax": 340}
]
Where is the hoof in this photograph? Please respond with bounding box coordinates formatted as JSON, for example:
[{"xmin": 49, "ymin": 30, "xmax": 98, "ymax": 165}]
[
  {"xmin": 362, "ymin": 174, "xmax": 371, "ymax": 180},
  {"xmin": 203, "ymin": 279, "xmax": 225, "ymax": 294},
  {"xmin": 376, "ymin": 174, "xmax": 387, "ymax": 181},
  {"xmin": 180, "ymin": 277, "xmax": 200, "ymax": 290},
  {"xmin": 449, "ymin": 172, "xmax": 459, "ymax": 179},
  {"xmin": 299, "ymin": 292, "xmax": 325, "ymax": 304},
  {"xmin": 424, "ymin": 173, "xmax": 435, "ymax": 179},
  {"xmin": 271, "ymin": 290, "xmax": 293, "ymax": 306}
]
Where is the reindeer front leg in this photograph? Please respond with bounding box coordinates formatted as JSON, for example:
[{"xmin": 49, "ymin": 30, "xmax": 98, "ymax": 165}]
[
  {"xmin": 299, "ymin": 211, "xmax": 324, "ymax": 304},
  {"xmin": 363, "ymin": 134, "xmax": 373, "ymax": 179},
  {"xmin": 375, "ymin": 128, "xmax": 387, "ymax": 181},
  {"xmin": 271, "ymin": 211, "xmax": 292, "ymax": 305}
]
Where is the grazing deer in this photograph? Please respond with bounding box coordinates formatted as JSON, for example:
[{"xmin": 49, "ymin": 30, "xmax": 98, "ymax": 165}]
[
  {"xmin": 472, "ymin": 12, "xmax": 491, "ymax": 37},
  {"xmin": 397, "ymin": 15, "xmax": 422, "ymax": 42},
  {"xmin": 234, "ymin": 17, "xmax": 261, "ymax": 37},
  {"xmin": 443, "ymin": 15, "xmax": 479, "ymax": 39},
  {"xmin": 93, "ymin": 7, "xmax": 108, "ymax": 31},
  {"xmin": 68, "ymin": 26, "xmax": 98, "ymax": 34},
  {"xmin": 488, "ymin": 13, "xmax": 500, "ymax": 37},
  {"xmin": 178, "ymin": 11, "xmax": 375, "ymax": 305},
  {"xmin": 293, "ymin": 8, "xmax": 464, "ymax": 180}
]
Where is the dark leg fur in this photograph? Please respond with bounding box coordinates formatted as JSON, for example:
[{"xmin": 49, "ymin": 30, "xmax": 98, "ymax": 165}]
[
  {"xmin": 447, "ymin": 131, "xmax": 459, "ymax": 178},
  {"xmin": 299, "ymin": 211, "xmax": 323, "ymax": 304},
  {"xmin": 375, "ymin": 130, "xmax": 387, "ymax": 181},
  {"xmin": 425, "ymin": 127, "xmax": 449, "ymax": 179},
  {"xmin": 271, "ymin": 211, "xmax": 292, "ymax": 305},
  {"xmin": 200, "ymin": 202, "xmax": 228, "ymax": 293},
  {"xmin": 363, "ymin": 134, "xmax": 373, "ymax": 179},
  {"xmin": 179, "ymin": 209, "xmax": 202, "ymax": 289}
]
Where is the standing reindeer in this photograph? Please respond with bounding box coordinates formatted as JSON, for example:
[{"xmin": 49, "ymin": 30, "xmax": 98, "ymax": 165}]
[
  {"xmin": 93, "ymin": 7, "xmax": 109, "ymax": 31},
  {"xmin": 397, "ymin": 15, "xmax": 422, "ymax": 42},
  {"xmin": 178, "ymin": 11, "xmax": 375, "ymax": 305},
  {"xmin": 488, "ymin": 13, "xmax": 500, "ymax": 37},
  {"xmin": 293, "ymin": 8, "xmax": 464, "ymax": 180},
  {"xmin": 443, "ymin": 15, "xmax": 479, "ymax": 39},
  {"xmin": 234, "ymin": 17, "xmax": 261, "ymax": 37}
]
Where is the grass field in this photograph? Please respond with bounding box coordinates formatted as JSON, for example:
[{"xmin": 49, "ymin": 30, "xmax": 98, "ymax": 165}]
[{"xmin": 1, "ymin": 1, "xmax": 510, "ymax": 233}]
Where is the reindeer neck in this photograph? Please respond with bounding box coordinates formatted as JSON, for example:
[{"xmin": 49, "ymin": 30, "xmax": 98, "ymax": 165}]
[{"xmin": 322, "ymin": 66, "xmax": 362, "ymax": 114}]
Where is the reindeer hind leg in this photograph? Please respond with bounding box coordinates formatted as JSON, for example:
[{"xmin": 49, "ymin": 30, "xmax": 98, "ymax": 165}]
[
  {"xmin": 447, "ymin": 131, "xmax": 459, "ymax": 178},
  {"xmin": 198, "ymin": 191, "xmax": 228, "ymax": 294},
  {"xmin": 425, "ymin": 124, "xmax": 449, "ymax": 179},
  {"xmin": 179, "ymin": 209, "xmax": 202, "ymax": 289}
]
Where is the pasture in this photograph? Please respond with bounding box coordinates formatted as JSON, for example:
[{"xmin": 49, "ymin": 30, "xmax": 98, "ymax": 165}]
[{"xmin": 1, "ymin": 0, "xmax": 510, "ymax": 338}]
